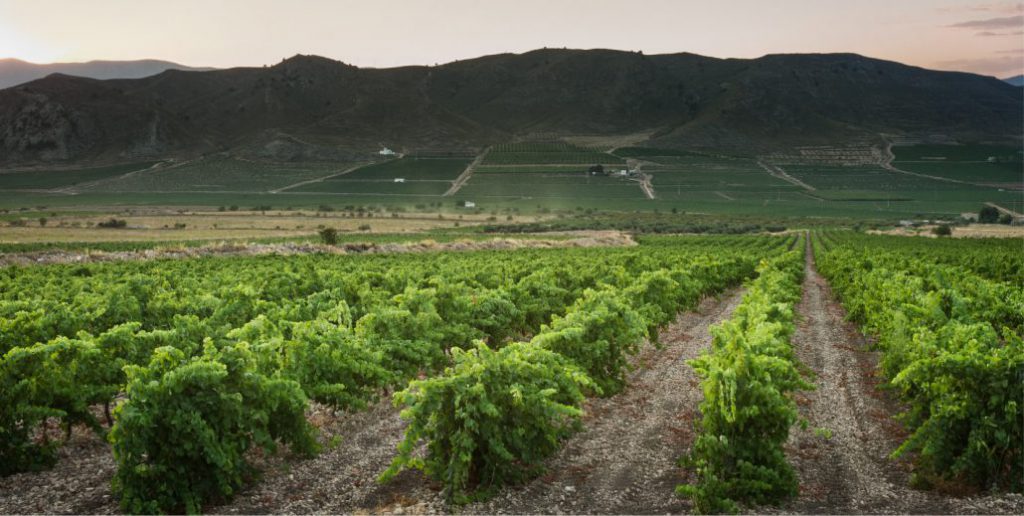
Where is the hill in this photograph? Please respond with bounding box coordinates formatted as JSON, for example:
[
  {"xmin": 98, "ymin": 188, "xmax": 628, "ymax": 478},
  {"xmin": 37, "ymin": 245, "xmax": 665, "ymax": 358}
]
[
  {"xmin": 1004, "ymin": 74, "xmax": 1024, "ymax": 87},
  {"xmin": 0, "ymin": 49, "xmax": 1020, "ymax": 164},
  {"xmin": 0, "ymin": 58, "xmax": 215, "ymax": 91}
]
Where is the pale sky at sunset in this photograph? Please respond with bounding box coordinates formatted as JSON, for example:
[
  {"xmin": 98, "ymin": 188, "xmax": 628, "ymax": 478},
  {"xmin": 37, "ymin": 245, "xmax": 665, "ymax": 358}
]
[{"xmin": 1, "ymin": 0, "xmax": 1022, "ymax": 77}]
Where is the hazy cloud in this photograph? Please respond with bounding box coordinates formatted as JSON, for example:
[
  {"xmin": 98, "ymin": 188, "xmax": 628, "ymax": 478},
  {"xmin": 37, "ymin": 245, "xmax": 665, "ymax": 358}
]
[
  {"xmin": 949, "ymin": 14, "xmax": 1023, "ymax": 29},
  {"xmin": 995, "ymin": 48, "xmax": 1024, "ymax": 53},
  {"xmin": 975, "ymin": 29, "xmax": 1024, "ymax": 35},
  {"xmin": 936, "ymin": 2, "xmax": 1023, "ymax": 14}
]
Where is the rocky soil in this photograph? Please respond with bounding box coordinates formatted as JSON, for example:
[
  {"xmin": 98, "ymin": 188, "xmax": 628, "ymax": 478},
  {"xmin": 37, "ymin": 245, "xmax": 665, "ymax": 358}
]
[{"xmin": 0, "ymin": 232, "xmax": 635, "ymax": 267}]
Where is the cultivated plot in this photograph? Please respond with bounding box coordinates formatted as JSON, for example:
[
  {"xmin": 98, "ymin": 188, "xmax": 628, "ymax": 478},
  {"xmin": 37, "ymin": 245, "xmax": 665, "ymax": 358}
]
[
  {"xmin": 483, "ymin": 142, "xmax": 624, "ymax": 165},
  {"xmin": 891, "ymin": 145, "xmax": 1023, "ymax": 185},
  {"xmin": 458, "ymin": 174, "xmax": 646, "ymax": 199},
  {"xmin": 337, "ymin": 158, "xmax": 470, "ymax": 181},
  {"xmin": 0, "ymin": 162, "xmax": 163, "ymax": 191},
  {"xmin": 78, "ymin": 157, "xmax": 347, "ymax": 193}
]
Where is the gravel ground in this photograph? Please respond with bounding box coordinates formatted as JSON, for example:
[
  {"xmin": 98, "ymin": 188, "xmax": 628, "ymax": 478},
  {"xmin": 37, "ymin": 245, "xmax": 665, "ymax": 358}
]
[
  {"xmin": 771, "ymin": 240, "xmax": 1024, "ymax": 515},
  {"xmin": 0, "ymin": 425, "xmax": 119, "ymax": 514}
]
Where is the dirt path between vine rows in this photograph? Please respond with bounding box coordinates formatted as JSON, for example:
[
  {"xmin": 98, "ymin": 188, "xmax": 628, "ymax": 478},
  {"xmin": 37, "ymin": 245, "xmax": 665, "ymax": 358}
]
[
  {"xmin": 452, "ymin": 288, "xmax": 745, "ymax": 515},
  {"xmin": 770, "ymin": 240, "xmax": 1024, "ymax": 514},
  {"xmin": 208, "ymin": 288, "xmax": 745, "ymax": 515}
]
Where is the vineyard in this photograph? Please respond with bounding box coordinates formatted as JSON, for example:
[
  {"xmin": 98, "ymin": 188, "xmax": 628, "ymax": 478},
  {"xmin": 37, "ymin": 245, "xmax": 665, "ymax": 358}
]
[
  {"xmin": 463, "ymin": 143, "xmax": 642, "ymax": 200},
  {"xmin": 482, "ymin": 142, "xmax": 625, "ymax": 165},
  {"xmin": 1, "ymin": 232, "xmax": 1022, "ymax": 514},
  {"xmin": 814, "ymin": 232, "xmax": 1023, "ymax": 492}
]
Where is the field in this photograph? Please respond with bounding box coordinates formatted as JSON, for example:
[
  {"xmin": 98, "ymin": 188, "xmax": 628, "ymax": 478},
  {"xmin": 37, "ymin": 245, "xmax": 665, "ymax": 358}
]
[
  {"xmin": 0, "ymin": 228, "xmax": 1021, "ymax": 515},
  {"xmin": 890, "ymin": 145, "xmax": 1023, "ymax": 186},
  {"xmin": 459, "ymin": 144, "xmax": 642, "ymax": 200},
  {"xmin": 71, "ymin": 157, "xmax": 348, "ymax": 193},
  {"xmin": 644, "ymin": 157, "xmax": 797, "ymax": 193},
  {"xmin": 0, "ymin": 142, "xmax": 1020, "ymax": 222},
  {"xmin": 483, "ymin": 142, "xmax": 625, "ymax": 165},
  {"xmin": 458, "ymin": 173, "xmax": 645, "ymax": 199},
  {"xmin": 336, "ymin": 158, "xmax": 470, "ymax": 180},
  {"xmin": 780, "ymin": 164, "xmax": 1024, "ymax": 213},
  {"xmin": 0, "ymin": 162, "xmax": 163, "ymax": 190},
  {"xmin": 0, "ymin": 208, "xmax": 536, "ymax": 245},
  {"xmin": 288, "ymin": 180, "xmax": 453, "ymax": 196}
]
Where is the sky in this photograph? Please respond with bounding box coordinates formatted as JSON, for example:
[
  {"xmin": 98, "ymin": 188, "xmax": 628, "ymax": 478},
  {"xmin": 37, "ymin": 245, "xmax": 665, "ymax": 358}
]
[{"xmin": 1, "ymin": 0, "xmax": 1022, "ymax": 78}]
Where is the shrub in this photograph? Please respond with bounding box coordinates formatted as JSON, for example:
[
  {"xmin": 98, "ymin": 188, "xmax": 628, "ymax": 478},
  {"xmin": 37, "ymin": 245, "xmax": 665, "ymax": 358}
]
[
  {"xmin": 678, "ymin": 256, "xmax": 811, "ymax": 513},
  {"xmin": 380, "ymin": 341, "xmax": 593, "ymax": 502},
  {"xmin": 319, "ymin": 228, "xmax": 338, "ymax": 245},
  {"xmin": 275, "ymin": 320, "xmax": 391, "ymax": 410},
  {"xmin": 109, "ymin": 343, "xmax": 319, "ymax": 514},
  {"xmin": 97, "ymin": 218, "xmax": 127, "ymax": 229},
  {"xmin": 530, "ymin": 288, "xmax": 647, "ymax": 396},
  {"xmin": 932, "ymin": 224, "xmax": 952, "ymax": 237},
  {"xmin": 0, "ymin": 338, "xmax": 111, "ymax": 475}
]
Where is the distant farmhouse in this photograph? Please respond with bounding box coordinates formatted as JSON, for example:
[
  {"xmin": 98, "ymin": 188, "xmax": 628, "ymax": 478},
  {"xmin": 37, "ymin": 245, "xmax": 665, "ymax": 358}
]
[{"xmin": 379, "ymin": 147, "xmax": 396, "ymax": 156}]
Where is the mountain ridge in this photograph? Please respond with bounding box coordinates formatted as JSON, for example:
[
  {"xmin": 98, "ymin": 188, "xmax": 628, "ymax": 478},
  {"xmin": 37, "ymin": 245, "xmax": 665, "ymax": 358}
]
[
  {"xmin": 0, "ymin": 49, "xmax": 1020, "ymax": 165},
  {"xmin": 1004, "ymin": 74, "xmax": 1024, "ymax": 87},
  {"xmin": 0, "ymin": 58, "xmax": 216, "ymax": 90}
]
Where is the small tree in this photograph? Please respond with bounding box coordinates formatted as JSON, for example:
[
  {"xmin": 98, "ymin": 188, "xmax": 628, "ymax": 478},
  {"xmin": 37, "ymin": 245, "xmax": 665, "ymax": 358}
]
[
  {"xmin": 318, "ymin": 228, "xmax": 338, "ymax": 245},
  {"xmin": 932, "ymin": 224, "xmax": 952, "ymax": 237},
  {"xmin": 999, "ymin": 214, "xmax": 1013, "ymax": 225},
  {"xmin": 978, "ymin": 206, "xmax": 1000, "ymax": 223},
  {"xmin": 38, "ymin": 217, "xmax": 47, "ymax": 227}
]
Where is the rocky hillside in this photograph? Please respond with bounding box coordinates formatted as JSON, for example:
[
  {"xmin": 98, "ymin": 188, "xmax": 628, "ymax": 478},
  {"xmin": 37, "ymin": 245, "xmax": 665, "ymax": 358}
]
[{"xmin": 1, "ymin": 49, "xmax": 1020, "ymax": 164}]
